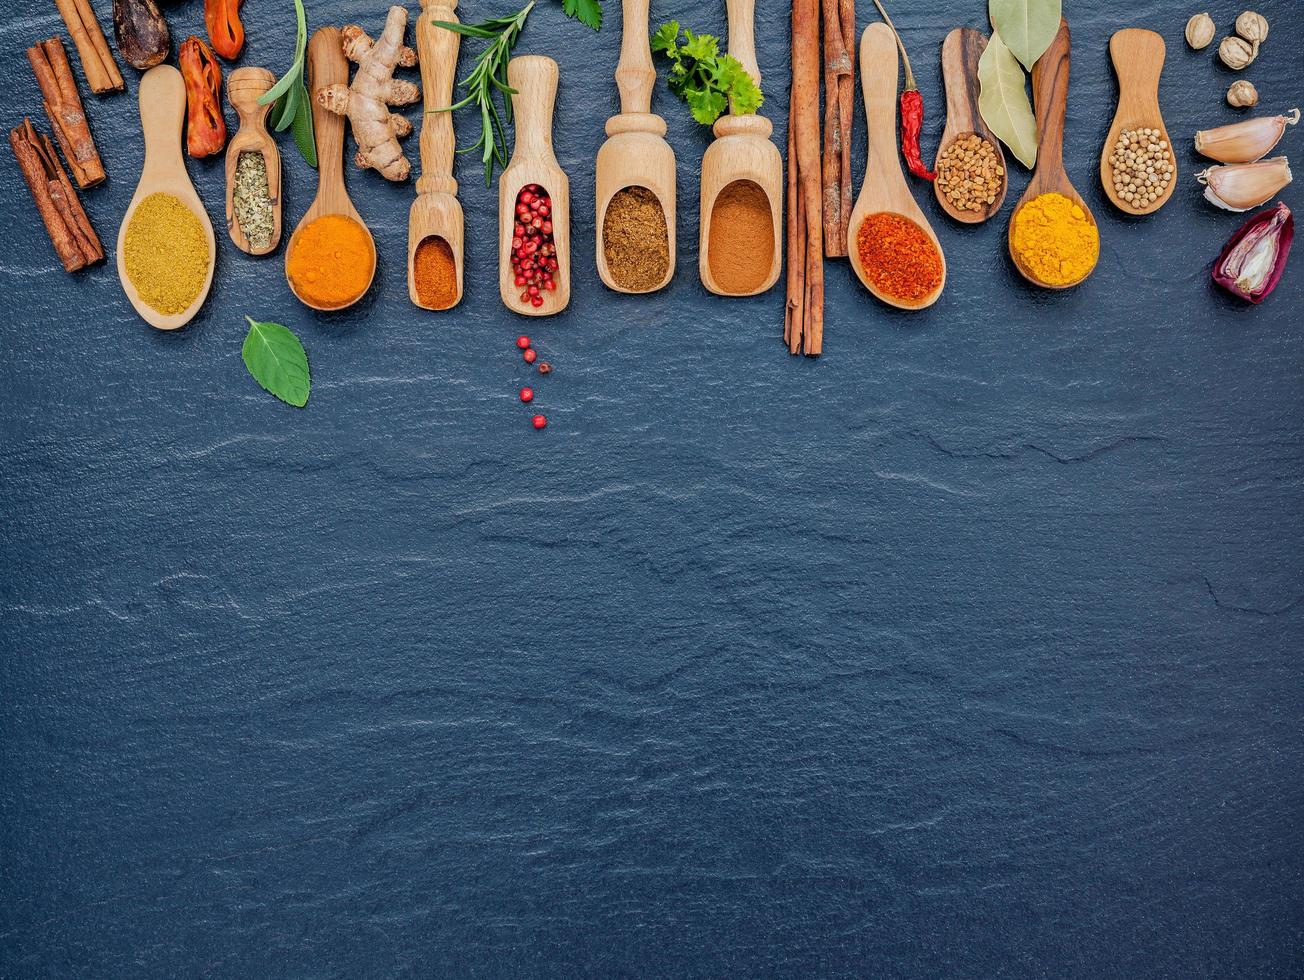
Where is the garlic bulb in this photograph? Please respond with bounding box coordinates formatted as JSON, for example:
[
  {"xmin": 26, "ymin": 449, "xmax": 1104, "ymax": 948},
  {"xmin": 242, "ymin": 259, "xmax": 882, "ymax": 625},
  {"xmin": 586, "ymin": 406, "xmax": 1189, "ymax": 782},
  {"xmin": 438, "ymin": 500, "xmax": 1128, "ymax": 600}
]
[
  {"xmin": 1195, "ymin": 109, "xmax": 1299, "ymax": 164},
  {"xmin": 1219, "ymin": 35, "xmax": 1257, "ymax": 70},
  {"xmin": 1197, "ymin": 157, "xmax": 1292, "ymax": 211},
  {"xmin": 1227, "ymin": 81, "xmax": 1259, "ymax": 108},
  {"xmin": 1185, "ymin": 12, "xmax": 1215, "ymax": 50},
  {"xmin": 1235, "ymin": 10, "xmax": 1268, "ymax": 45}
]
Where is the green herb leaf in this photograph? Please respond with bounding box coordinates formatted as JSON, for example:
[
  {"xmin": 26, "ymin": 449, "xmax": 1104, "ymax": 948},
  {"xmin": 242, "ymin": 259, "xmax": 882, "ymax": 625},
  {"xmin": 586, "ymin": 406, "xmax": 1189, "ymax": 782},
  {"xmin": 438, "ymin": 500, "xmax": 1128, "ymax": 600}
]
[
  {"xmin": 242, "ymin": 317, "xmax": 310, "ymax": 408},
  {"xmin": 560, "ymin": 0, "xmax": 602, "ymax": 31},
  {"xmin": 651, "ymin": 22, "xmax": 763, "ymax": 126},
  {"xmin": 259, "ymin": 0, "xmax": 316, "ymax": 167},
  {"xmin": 290, "ymin": 82, "xmax": 317, "ymax": 167},
  {"xmin": 988, "ymin": 0, "xmax": 1061, "ymax": 71},
  {"xmin": 978, "ymin": 30, "xmax": 1037, "ymax": 168}
]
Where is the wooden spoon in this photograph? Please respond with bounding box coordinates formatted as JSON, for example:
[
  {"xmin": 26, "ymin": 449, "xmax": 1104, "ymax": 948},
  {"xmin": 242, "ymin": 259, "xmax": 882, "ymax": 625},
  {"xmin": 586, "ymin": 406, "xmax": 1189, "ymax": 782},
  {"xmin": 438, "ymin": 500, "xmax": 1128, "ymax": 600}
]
[
  {"xmin": 847, "ymin": 23, "xmax": 945, "ymax": 310},
  {"xmin": 498, "ymin": 55, "xmax": 569, "ymax": 316},
  {"xmin": 1100, "ymin": 28, "xmax": 1175, "ymax": 216},
  {"xmin": 1007, "ymin": 19, "xmax": 1097, "ymax": 289},
  {"xmin": 698, "ymin": 0, "xmax": 782, "ymax": 297},
  {"xmin": 116, "ymin": 64, "xmax": 216, "ymax": 331},
  {"xmin": 285, "ymin": 26, "xmax": 376, "ymax": 311},
  {"xmin": 594, "ymin": 0, "xmax": 675, "ymax": 294},
  {"xmin": 408, "ymin": 0, "xmax": 464, "ymax": 310},
  {"xmin": 224, "ymin": 66, "xmax": 282, "ymax": 255},
  {"xmin": 933, "ymin": 27, "xmax": 1007, "ymax": 224}
]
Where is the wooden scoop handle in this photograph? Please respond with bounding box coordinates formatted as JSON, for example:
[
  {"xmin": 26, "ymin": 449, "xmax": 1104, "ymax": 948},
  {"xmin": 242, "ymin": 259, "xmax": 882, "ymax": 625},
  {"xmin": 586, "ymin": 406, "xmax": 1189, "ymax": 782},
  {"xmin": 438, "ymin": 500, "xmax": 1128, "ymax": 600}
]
[
  {"xmin": 139, "ymin": 64, "xmax": 186, "ymax": 180},
  {"xmin": 508, "ymin": 56, "xmax": 559, "ymax": 167},
  {"xmin": 308, "ymin": 27, "xmax": 348, "ymax": 200},
  {"xmin": 615, "ymin": 0, "xmax": 654, "ymax": 114},
  {"xmin": 228, "ymin": 66, "xmax": 274, "ymax": 125},
  {"xmin": 726, "ymin": 0, "xmax": 760, "ymax": 85},
  {"xmin": 1109, "ymin": 28, "xmax": 1164, "ymax": 106},
  {"xmin": 418, "ymin": 0, "xmax": 460, "ymax": 195},
  {"xmin": 1030, "ymin": 19, "xmax": 1070, "ymax": 180}
]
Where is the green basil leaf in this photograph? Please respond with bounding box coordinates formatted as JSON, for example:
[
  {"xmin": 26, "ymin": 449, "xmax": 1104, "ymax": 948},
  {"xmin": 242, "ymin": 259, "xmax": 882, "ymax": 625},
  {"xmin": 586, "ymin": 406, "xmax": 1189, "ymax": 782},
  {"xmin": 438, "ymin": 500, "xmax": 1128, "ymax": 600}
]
[
  {"xmin": 242, "ymin": 317, "xmax": 310, "ymax": 408},
  {"xmin": 989, "ymin": 0, "xmax": 1061, "ymax": 71}
]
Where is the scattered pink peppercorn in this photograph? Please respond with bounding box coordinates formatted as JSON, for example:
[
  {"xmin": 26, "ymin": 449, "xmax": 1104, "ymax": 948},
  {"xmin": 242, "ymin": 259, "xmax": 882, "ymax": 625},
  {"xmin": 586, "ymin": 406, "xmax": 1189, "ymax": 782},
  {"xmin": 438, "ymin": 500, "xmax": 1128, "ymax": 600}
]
[
  {"xmin": 520, "ymin": 387, "xmax": 534, "ymax": 403},
  {"xmin": 516, "ymin": 335, "xmax": 531, "ymax": 349},
  {"xmin": 532, "ymin": 414, "xmax": 547, "ymax": 429},
  {"xmin": 523, "ymin": 348, "xmax": 537, "ymax": 364},
  {"xmin": 537, "ymin": 362, "xmax": 552, "ymax": 375}
]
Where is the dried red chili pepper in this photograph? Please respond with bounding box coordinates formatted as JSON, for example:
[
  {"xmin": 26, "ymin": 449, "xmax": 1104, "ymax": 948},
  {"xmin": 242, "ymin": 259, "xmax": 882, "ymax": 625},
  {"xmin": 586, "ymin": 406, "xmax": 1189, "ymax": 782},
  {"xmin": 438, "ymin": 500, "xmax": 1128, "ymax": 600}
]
[
  {"xmin": 204, "ymin": 0, "xmax": 244, "ymax": 60},
  {"xmin": 178, "ymin": 36, "xmax": 226, "ymax": 158},
  {"xmin": 871, "ymin": 0, "xmax": 935, "ymax": 181}
]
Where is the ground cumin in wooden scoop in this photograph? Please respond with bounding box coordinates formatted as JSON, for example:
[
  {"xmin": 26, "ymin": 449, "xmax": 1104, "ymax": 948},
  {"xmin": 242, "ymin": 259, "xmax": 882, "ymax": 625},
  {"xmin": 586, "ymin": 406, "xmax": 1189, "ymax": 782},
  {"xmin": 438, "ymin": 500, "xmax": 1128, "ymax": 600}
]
[
  {"xmin": 708, "ymin": 179, "xmax": 774, "ymax": 294},
  {"xmin": 602, "ymin": 186, "xmax": 669, "ymax": 291}
]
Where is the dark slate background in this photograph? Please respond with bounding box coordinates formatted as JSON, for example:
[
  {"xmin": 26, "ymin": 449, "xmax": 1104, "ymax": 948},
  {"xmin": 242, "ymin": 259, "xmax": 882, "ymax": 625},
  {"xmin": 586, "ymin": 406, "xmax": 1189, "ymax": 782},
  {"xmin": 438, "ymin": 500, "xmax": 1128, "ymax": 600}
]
[{"xmin": 2, "ymin": 0, "xmax": 1302, "ymax": 973}]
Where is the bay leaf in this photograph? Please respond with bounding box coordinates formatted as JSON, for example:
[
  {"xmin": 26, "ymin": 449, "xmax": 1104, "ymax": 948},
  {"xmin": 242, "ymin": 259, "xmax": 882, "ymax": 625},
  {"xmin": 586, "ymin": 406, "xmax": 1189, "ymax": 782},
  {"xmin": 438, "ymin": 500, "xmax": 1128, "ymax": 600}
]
[
  {"xmin": 989, "ymin": 0, "xmax": 1061, "ymax": 71},
  {"xmin": 978, "ymin": 31, "xmax": 1038, "ymax": 169}
]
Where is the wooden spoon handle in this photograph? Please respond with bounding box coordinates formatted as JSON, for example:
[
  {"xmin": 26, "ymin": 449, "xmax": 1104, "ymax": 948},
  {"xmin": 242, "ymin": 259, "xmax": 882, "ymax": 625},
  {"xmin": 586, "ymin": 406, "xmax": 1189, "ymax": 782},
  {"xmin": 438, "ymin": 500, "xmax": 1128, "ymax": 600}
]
[
  {"xmin": 138, "ymin": 64, "xmax": 185, "ymax": 179},
  {"xmin": 615, "ymin": 0, "xmax": 653, "ymax": 114},
  {"xmin": 726, "ymin": 0, "xmax": 760, "ymax": 86},
  {"xmin": 1109, "ymin": 28, "xmax": 1164, "ymax": 104},
  {"xmin": 860, "ymin": 23, "xmax": 898, "ymax": 181},
  {"xmin": 308, "ymin": 27, "xmax": 348, "ymax": 197},
  {"xmin": 418, "ymin": 0, "xmax": 460, "ymax": 195},
  {"xmin": 227, "ymin": 66, "xmax": 274, "ymax": 125},
  {"xmin": 940, "ymin": 28, "xmax": 985, "ymax": 138},
  {"xmin": 508, "ymin": 56, "xmax": 558, "ymax": 167},
  {"xmin": 1030, "ymin": 18, "xmax": 1070, "ymax": 179}
]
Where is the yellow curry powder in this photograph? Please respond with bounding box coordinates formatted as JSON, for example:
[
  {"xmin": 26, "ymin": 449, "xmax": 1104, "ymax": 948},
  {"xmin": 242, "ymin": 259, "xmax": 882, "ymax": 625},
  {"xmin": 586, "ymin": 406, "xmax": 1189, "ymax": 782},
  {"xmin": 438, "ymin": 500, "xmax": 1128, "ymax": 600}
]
[
  {"xmin": 1011, "ymin": 192, "xmax": 1099, "ymax": 286},
  {"xmin": 123, "ymin": 193, "xmax": 209, "ymax": 314},
  {"xmin": 286, "ymin": 214, "xmax": 374, "ymax": 308}
]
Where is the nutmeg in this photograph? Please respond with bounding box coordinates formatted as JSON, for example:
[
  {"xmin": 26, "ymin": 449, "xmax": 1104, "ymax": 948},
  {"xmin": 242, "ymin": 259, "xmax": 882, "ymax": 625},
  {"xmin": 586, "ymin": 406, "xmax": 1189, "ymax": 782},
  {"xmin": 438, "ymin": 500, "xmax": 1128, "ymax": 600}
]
[
  {"xmin": 1227, "ymin": 80, "xmax": 1259, "ymax": 108},
  {"xmin": 1234, "ymin": 10, "xmax": 1268, "ymax": 45},
  {"xmin": 1218, "ymin": 35, "xmax": 1257, "ymax": 70},
  {"xmin": 1185, "ymin": 12, "xmax": 1215, "ymax": 50}
]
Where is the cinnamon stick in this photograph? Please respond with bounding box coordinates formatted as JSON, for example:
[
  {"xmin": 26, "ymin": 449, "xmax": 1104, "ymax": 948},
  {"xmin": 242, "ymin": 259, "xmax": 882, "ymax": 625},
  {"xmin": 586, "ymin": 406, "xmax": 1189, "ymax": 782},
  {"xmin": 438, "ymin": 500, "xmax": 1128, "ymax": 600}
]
[
  {"xmin": 52, "ymin": 0, "xmax": 124, "ymax": 94},
  {"xmin": 791, "ymin": 0, "xmax": 824, "ymax": 355},
  {"xmin": 837, "ymin": 0, "xmax": 856, "ymax": 245},
  {"xmin": 785, "ymin": 95, "xmax": 804, "ymax": 353},
  {"xmin": 9, "ymin": 119, "xmax": 103, "ymax": 272},
  {"xmin": 820, "ymin": 0, "xmax": 851, "ymax": 257},
  {"xmin": 28, "ymin": 38, "xmax": 105, "ymax": 188}
]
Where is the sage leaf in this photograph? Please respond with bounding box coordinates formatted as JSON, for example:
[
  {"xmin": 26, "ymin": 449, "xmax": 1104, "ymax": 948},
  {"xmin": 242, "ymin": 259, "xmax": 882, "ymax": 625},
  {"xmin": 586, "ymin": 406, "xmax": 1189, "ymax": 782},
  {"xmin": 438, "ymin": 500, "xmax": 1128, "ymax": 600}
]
[
  {"xmin": 989, "ymin": 0, "xmax": 1061, "ymax": 71},
  {"xmin": 289, "ymin": 82, "xmax": 317, "ymax": 168},
  {"xmin": 242, "ymin": 317, "xmax": 310, "ymax": 408},
  {"xmin": 978, "ymin": 31, "xmax": 1038, "ymax": 169}
]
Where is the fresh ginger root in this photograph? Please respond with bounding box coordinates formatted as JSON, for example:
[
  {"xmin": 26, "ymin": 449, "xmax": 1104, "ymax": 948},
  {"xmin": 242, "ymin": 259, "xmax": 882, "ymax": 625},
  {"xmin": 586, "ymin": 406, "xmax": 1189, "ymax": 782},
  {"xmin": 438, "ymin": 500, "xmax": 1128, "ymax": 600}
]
[{"xmin": 318, "ymin": 5, "xmax": 420, "ymax": 181}]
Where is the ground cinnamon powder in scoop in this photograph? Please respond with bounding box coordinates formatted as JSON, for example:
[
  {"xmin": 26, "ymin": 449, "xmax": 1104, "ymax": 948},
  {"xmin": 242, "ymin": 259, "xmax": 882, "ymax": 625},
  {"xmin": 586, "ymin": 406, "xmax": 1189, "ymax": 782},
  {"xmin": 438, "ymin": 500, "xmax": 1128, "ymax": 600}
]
[
  {"xmin": 707, "ymin": 179, "xmax": 774, "ymax": 294},
  {"xmin": 413, "ymin": 235, "xmax": 457, "ymax": 309}
]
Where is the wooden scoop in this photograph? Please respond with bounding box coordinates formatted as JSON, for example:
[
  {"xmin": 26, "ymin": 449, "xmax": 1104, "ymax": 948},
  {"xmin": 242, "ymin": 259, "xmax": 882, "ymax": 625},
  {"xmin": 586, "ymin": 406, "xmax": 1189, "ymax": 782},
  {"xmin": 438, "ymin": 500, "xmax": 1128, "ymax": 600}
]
[
  {"xmin": 285, "ymin": 26, "xmax": 376, "ymax": 311},
  {"xmin": 408, "ymin": 0, "xmax": 464, "ymax": 309},
  {"xmin": 1100, "ymin": 28, "xmax": 1175, "ymax": 216},
  {"xmin": 594, "ymin": 0, "xmax": 675, "ymax": 293},
  {"xmin": 847, "ymin": 23, "xmax": 946, "ymax": 310},
  {"xmin": 224, "ymin": 66, "xmax": 282, "ymax": 255},
  {"xmin": 933, "ymin": 27, "xmax": 1007, "ymax": 224},
  {"xmin": 116, "ymin": 64, "xmax": 216, "ymax": 331},
  {"xmin": 498, "ymin": 55, "xmax": 569, "ymax": 316},
  {"xmin": 1007, "ymin": 19, "xmax": 1098, "ymax": 289},
  {"xmin": 698, "ymin": 0, "xmax": 782, "ymax": 296}
]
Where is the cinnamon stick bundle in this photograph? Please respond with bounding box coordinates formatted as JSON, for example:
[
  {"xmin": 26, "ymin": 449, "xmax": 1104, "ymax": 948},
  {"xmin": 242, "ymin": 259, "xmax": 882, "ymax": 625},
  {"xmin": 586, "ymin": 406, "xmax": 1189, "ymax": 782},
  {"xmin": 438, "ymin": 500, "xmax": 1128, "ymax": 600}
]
[
  {"xmin": 837, "ymin": 0, "xmax": 856, "ymax": 244},
  {"xmin": 786, "ymin": 0, "xmax": 824, "ymax": 356},
  {"xmin": 820, "ymin": 0, "xmax": 852, "ymax": 257},
  {"xmin": 52, "ymin": 0, "xmax": 124, "ymax": 94},
  {"xmin": 9, "ymin": 119, "xmax": 104, "ymax": 272},
  {"xmin": 28, "ymin": 38, "xmax": 105, "ymax": 188}
]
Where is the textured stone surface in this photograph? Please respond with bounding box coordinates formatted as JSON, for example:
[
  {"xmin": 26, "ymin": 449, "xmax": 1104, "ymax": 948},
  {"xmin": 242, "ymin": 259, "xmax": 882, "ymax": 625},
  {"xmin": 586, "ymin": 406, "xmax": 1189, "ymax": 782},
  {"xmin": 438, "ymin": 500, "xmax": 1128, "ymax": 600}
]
[{"xmin": 2, "ymin": 0, "xmax": 1302, "ymax": 975}]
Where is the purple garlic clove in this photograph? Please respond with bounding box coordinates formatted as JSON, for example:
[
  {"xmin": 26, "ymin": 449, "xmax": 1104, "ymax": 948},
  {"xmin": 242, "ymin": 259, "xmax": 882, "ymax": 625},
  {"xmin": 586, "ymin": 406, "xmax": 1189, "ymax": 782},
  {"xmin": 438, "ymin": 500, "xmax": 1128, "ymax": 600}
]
[{"xmin": 1212, "ymin": 201, "xmax": 1294, "ymax": 303}]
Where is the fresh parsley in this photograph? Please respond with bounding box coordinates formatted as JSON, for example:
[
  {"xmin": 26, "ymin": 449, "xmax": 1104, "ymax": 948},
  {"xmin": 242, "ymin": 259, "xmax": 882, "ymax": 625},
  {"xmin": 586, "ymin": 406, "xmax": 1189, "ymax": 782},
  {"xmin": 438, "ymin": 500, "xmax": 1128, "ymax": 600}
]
[
  {"xmin": 651, "ymin": 21, "xmax": 763, "ymax": 126},
  {"xmin": 561, "ymin": 0, "xmax": 602, "ymax": 31},
  {"xmin": 242, "ymin": 317, "xmax": 311, "ymax": 408}
]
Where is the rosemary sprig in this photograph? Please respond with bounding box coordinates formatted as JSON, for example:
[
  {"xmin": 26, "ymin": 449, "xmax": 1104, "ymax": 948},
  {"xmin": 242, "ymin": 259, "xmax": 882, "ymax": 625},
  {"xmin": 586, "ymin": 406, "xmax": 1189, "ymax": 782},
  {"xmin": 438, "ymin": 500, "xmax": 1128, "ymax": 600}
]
[{"xmin": 434, "ymin": 1, "xmax": 535, "ymax": 186}]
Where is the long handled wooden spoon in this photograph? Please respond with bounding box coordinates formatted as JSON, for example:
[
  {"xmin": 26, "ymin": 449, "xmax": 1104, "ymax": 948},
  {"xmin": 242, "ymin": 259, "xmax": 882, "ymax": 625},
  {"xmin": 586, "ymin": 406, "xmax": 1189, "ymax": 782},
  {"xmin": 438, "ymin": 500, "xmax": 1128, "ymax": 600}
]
[
  {"xmin": 1100, "ymin": 28, "xmax": 1175, "ymax": 215},
  {"xmin": 698, "ymin": 0, "xmax": 782, "ymax": 297},
  {"xmin": 285, "ymin": 26, "xmax": 376, "ymax": 311},
  {"xmin": 1007, "ymin": 19, "xmax": 1098, "ymax": 289},
  {"xmin": 408, "ymin": 0, "xmax": 464, "ymax": 309},
  {"xmin": 224, "ymin": 66, "xmax": 282, "ymax": 255},
  {"xmin": 116, "ymin": 64, "xmax": 216, "ymax": 330},
  {"xmin": 933, "ymin": 27, "xmax": 1007, "ymax": 224},
  {"xmin": 498, "ymin": 55, "xmax": 569, "ymax": 316},
  {"xmin": 847, "ymin": 22, "xmax": 945, "ymax": 310},
  {"xmin": 594, "ymin": 0, "xmax": 675, "ymax": 294}
]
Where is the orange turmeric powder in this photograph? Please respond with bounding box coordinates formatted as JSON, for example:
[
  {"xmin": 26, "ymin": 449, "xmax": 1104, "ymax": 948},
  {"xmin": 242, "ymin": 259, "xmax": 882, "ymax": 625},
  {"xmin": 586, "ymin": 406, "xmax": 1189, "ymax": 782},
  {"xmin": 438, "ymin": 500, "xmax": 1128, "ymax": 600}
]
[{"xmin": 286, "ymin": 214, "xmax": 374, "ymax": 308}]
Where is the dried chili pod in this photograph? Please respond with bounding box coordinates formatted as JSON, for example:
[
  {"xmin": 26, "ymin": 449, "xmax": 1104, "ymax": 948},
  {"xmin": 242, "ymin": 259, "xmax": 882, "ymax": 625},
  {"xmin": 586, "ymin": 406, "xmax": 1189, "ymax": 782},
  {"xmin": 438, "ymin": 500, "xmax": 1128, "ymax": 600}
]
[
  {"xmin": 1212, "ymin": 201, "xmax": 1293, "ymax": 303},
  {"xmin": 113, "ymin": 0, "xmax": 169, "ymax": 69},
  {"xmin": 870, "ymin": 0, "xmax": 935, "ymax": 181},
  {"xmin": 204, "ymin": 0, "xmax": 244, "ymax": 60},
  {"xmin": 178, "ymin": 36, "xmax": 226, "ymax": 158}
]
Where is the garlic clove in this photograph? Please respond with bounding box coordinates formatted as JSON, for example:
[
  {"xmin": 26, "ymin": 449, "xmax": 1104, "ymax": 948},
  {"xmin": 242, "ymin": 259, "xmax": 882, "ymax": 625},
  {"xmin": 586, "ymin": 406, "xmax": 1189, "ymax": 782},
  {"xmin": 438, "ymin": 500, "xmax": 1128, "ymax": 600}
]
[
  {"xmin": 1194, "ymin": 109, "xmax": 1299, "ymax": 163},
  {"xmin": 1212, "ymin": 201, "xmax": 1293, "ymax": 303},
  {"xmin": 1197, "ymin": 157, "xmax": 1293, "ymax": 211}
]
